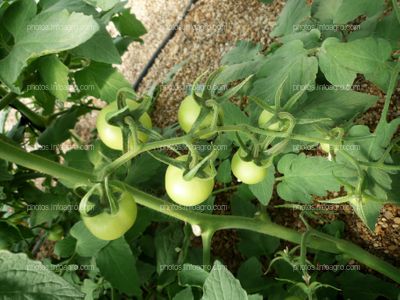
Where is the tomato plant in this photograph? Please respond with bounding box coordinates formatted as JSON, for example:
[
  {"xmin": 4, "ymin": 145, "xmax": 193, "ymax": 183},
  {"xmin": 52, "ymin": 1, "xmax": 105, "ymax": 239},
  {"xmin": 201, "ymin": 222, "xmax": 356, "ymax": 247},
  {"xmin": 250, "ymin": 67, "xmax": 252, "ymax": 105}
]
[{"xmin": 0, "ymin": 0, "xmax": 399, "ymax": 299}]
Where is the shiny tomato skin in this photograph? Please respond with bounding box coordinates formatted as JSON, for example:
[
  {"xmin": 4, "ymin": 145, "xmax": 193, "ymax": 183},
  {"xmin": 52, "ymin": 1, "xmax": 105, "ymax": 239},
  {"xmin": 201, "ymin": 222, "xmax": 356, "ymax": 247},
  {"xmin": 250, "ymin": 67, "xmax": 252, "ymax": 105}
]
[
  {"xmin": 258, "ymin": 109, "xmax": 282, "ymax": 131},
  {"xmin": 165, "ymin": 156, "xmax": 214, "ymax": 206},
  {"xmin": 178, "ymin": 96, "xmax": 214, "ymax": 136},
  {"xmin": 231, "ymin": 150, "xmax": 269, "ymax": 185},
  {"xmin": 96, "ymin": 99, "xmax": 152, "ymax": 150},
  {"xmin": 82, "ymin": 192, "xmax": 137, "ymax": 241}
]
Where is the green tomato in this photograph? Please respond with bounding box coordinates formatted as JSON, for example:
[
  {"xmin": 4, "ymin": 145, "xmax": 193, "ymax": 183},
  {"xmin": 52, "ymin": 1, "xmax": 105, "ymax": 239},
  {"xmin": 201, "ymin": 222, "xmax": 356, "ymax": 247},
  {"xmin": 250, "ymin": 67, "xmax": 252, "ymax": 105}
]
[
  {"xmin": 178, "ymin": 95, "xmax": 214, "ymax": 135},
  {"xmin": 165, "ymin": 156, "xmax": 215, "ymax": 206},
  {"xmin": 48, "ymin": 225, "xmax": 64, "ymax": 241},
  {"xmin": 96, "ymin": 99, "xmax": 152, "ymax": 150},
  {"xmin": 82, "ymin": 192, "xmax": 137, "ymax": 241},
  {"xmin": 258, "ymin": 109, "xmax": 282, "ymax": 131},
  {"xmin": 231, "ymin": 150, "xmax": 269, "ymax": 185}
]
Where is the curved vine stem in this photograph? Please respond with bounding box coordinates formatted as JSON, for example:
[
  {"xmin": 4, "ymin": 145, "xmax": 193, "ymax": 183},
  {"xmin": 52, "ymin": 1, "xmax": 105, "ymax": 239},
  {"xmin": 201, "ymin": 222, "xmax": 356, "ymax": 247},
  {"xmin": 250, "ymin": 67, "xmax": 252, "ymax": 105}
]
[{"xmin": 1, "ymin": 133, "xmax": 400, "ymax": 284}]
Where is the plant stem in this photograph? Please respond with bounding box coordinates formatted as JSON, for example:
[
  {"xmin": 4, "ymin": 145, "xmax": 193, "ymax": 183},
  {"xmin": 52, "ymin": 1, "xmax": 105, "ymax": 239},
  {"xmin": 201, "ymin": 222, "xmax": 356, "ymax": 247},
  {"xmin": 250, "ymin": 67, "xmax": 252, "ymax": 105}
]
[
  {"xmin": 99, "ymin": 136, "xmax": 190, "ymax": 179},
  {"xmin": 201, "ymin": 229, "xmax": 214, "ymax": 270},
  {"xmin": 0, "ymin": 135, "xmax": 95, "ymax": 185},
  {"xmin": 1, "ymin": 137, "xmax": 400, "ymax": 284},
  {"xmin": 0, "ymin": 93, "xmax": 17, "ymax": 111},
  {"xmin": 212, "ymin": 185, "xmax": 239, "ymax": 195},
  {"xmin": 11, "ymin": 100, "xmax": 48, "ymax": 129}
]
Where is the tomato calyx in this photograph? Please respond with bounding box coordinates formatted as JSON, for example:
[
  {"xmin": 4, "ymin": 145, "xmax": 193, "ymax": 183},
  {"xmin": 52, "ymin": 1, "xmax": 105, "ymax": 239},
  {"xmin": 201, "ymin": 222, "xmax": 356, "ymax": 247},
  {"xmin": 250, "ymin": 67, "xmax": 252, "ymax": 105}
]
[{"xmin": 79, "ymin": 178, "xmax": 120, "ymax": 218}]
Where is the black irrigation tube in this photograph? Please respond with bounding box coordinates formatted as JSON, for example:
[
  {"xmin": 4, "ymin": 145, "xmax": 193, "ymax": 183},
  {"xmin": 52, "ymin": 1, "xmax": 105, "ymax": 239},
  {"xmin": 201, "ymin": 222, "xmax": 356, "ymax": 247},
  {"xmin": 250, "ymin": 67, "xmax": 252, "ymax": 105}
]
[{"xmin": 133, "ymin": 0, "xmax": 198, "ymax": 91}]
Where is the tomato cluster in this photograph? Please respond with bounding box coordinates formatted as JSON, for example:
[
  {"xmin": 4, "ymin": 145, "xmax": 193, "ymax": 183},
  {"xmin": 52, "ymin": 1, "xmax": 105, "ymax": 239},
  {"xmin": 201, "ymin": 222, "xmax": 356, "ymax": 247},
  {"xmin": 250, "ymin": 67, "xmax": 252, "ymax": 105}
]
[{"xmin": 86, "ymin": 97, "xmax": 285, "ymax": 239}]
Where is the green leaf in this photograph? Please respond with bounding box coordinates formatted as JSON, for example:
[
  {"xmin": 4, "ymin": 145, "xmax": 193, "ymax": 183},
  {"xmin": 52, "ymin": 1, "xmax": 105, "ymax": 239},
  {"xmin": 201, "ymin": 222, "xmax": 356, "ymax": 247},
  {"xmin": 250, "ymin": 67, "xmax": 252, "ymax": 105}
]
[
  {"xmin": 81, "ymin": 279, "xmax": 98, "ymax": 300},
  {"xmin": 294, "ymin": 90, "xmax": 379, "ymax": 127},
  {"xmin": 279, "ymin": 29, "xmax": 321, "ymax": 49},
  {"xmin": 249, "ymin": 166, "xmax": 275, "ymax": 205},
  {"xmin": 238, "ymin": 231, "xmax": 280, "ymax": 258},
  {"xmin": 333, "ymin": 0, "xmax": 384, "ymax": 24},
  {"xmin": 155, "ymin": 223, "xmax": 184, "ymax": 274},
  {"xmin": 222, "ymin": 41, "xmax": 263, "ymax": 65},
  {"xmin": 64, "ymin": 149, "xmax": 94, "ymax": 173},
  {"xmin": 0, "ymin": 9, "xmax": 98, "ymax": 92},
  {"xmin": 312, "ymin": 0, "xmax": 384, "ymax": 24},
  {"xmin": 271, "ymin": 0, "xmax": 311, "ymax": 37},
  {"xmin": 83, "ymin": 0, "xmax": 120, "ymax": 11},
  {"xmin": 0, "ymin": 250, "xmax": 84, "ymax": 299},
  {"xmin": 231, "ymin": 187, "xmax": 258, "ymax": 218},
  {"xmin": 71, "ymin": 27, "xmax": 121, "ymax": 64},
  {"xmin": 374, "ymin": 12, "xmax": 400, "ymax": 49},
  {"xmin": 350, "ymin": 199, "xmax": 383, "ymax": 232},
  {"xmin": 54, "ymin": 235, "xmax": 77, "ymax": 258},
  {"xmin": 112, "ymin": 9, "xmax": 147, "ymax": 39},
  {"xmin": 38, "ymin": 106, "xmax": 90, "ymax": 145},
  {"xmin": 39, "ymin": 0, "xmax": 98, "ymax": 15},
  {"xmin": 312, "ymin": 0, "xmax": 343, "ymax": 23},
  {"xmin": 216, "ymin": 160, "xmax": 232, "ymax": 184},
  {"xmin": 95, "ymin": 238, "xmax": 141, "ymax": 297},
  {"xmin": 277, "ymin": 154, "xmax": 343, "ymax": 203},
  {"xmin": 251, "ymin": 40, "xmax": 318, "ymax": 105},
  {"xmin": 202, "ymin": 261, "xmax": 247, "ymax": 300},
  {"xmin": 125, "ymin": 153, "xmax": 167, "ymax": 188},
  {"xmin": 336, "ymin": 122, "xmax": 398, "ymax": 201},
  {"xmin": 30, "ymin": 194, "xmax": 70, "ymax": 226},
  {"xmin": 318, "ymin": 37, "xmax": 393, "ymax": 91},
  {"xmin": 70, "ymin": 221, "xmax": 109, "ymax": 257},
  {"xmin": 38, "ymin": 55, "xmax": 69, "ymax": 100},
  {"xmin": 178, "ymin": 264, "xmax": 209, "ymax": 288},
  {"xmin": 215, "ymin": 41, "xmax": 265, "ymax": 83},
  {"xmin": 173, "ymin": 287, "xmax": 194, "ymax": 300},
  {"xmin": 220, "ymin": 101, "xmax": 250, "ymax": 143},
  {"xmin": 2, "ymin": 0, "xmax": 36, "ymax": 40},
  {"xmin": 338, "ymin": 271, "xmax": 399, "ymax": 300},
  {"xmin": 74, "ymin": 62, "xmax": 132, "ymax": 103},
  {"xmin": 237, "ymin": 257, "xmax": 267, "ymax": 292}
]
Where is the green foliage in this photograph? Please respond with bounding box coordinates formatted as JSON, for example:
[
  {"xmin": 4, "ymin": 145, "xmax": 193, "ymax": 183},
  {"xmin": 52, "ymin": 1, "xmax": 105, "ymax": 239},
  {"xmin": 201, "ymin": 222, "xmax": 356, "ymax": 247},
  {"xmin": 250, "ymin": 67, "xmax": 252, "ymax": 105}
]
[
  {"xmin": 0, "ymin": 0, "xmax": 399, "ymax": 299},
  {"xmin": 0, "ymin": 250, "xmax": 84, "ymax": 299}
]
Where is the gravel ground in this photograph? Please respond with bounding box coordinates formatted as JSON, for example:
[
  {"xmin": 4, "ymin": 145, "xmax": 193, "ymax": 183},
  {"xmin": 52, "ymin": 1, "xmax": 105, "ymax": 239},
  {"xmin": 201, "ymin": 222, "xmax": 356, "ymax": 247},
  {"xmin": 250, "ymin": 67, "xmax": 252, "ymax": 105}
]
[
  {"xmin": 123, "ymin": 0, "xmax": 284, "ymax": 127},
  {"xmin": 121, "ymin": 0, "xmax": 190, "ymax": 84}
]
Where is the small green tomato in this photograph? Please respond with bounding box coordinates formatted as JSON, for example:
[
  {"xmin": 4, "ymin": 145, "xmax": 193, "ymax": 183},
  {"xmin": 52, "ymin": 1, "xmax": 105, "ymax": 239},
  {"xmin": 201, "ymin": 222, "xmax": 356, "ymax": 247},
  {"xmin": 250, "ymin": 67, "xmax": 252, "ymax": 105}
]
[
  {"xmin": 258, "ymin": 108, "xmax": 282, "ymax": 131},
  {"xmin": 165, "ymin": 156, "xmax": 215, "ymax": 206},
  {"xmin": 96, "ymin": 99, "xmax": 152, "ymax": 151},
  {"xmin": 82, "ymin": 192, "xmax": 137, "ymax": 241},
  {"xmin": 178, "ymin": 95, "xmax": 214, "ymax": 137},
  {"xmin": 48, "ymin": 225, "xmax": 64, "ymax": 241},
  {"xmin": 231, "ymin": 150, "xmax": 270, "ymax": 185}
]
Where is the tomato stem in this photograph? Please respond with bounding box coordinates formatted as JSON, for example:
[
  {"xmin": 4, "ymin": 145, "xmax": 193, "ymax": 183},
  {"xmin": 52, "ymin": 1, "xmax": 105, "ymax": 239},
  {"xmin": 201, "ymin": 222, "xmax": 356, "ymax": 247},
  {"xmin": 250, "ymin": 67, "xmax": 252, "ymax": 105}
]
[
  {"xmin": 1, "ymin": 137, "xmax": 400, "ymax": 284},
  {"xmin": 201, "ymin": 229, "xmax": 215, "ymax": 270}
]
